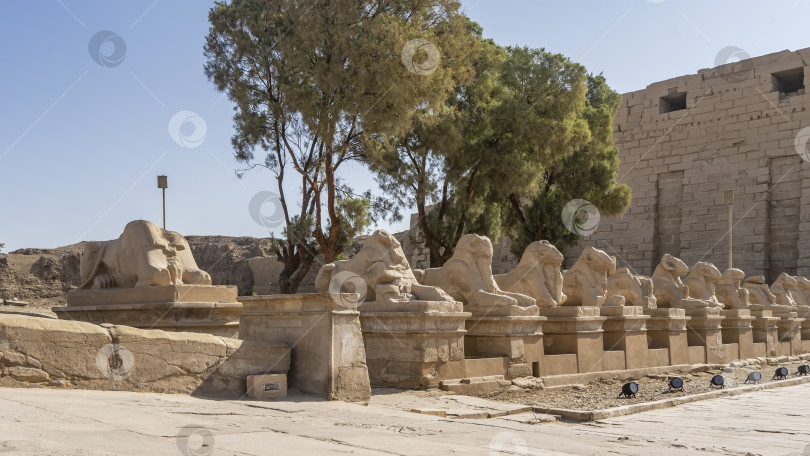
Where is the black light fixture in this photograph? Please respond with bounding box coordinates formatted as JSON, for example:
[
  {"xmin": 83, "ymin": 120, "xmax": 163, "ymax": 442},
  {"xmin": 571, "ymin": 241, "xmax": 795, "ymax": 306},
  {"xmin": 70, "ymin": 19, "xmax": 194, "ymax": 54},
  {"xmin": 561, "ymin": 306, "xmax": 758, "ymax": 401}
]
[
  {"xmin": 618, "ymin": 382, "xmax": 639, "ymax": 398},
  {"xmin": 773, "ymin": 367, "xmax": 789, "ymax": 380},
  {"xmin": 710, "ymin": 375, "xmax": 725, "ymax": 388},
  {"xmin": 798, "ymin": 365, "xmax": 810, "ymax": 376},
  {"xmin": 745, "ymin": 371, "xmax": 762, "ymax": 384},
  {"xmin": 669, "ymin": 377, "xmax": 684, "ymax": 392}
]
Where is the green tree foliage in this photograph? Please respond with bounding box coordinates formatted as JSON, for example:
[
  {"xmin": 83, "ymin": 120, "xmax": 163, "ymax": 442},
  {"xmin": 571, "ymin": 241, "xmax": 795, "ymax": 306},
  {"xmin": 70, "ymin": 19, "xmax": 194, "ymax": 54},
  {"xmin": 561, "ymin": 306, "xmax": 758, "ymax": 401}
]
[
  {"xmin": 205, "ymin": 0, "xmax": 475, "ymax": 268},
  {"xmin": 367, "ymin": 38, "xmax": 591, "ymax": 266},
  {"xmin": 503, "ymin": 74, "xmax": 632, "ymax": 257}
]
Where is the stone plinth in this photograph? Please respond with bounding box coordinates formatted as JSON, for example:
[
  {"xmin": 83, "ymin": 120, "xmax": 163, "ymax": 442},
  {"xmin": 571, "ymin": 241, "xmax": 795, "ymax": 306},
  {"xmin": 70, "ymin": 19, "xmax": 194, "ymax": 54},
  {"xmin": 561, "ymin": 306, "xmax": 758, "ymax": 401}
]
[
  {"xmin": 750, "ymin": 307, "xmax": 780, "ymax": 358},
  {"xmin": 684, "ymin": 307, "xmax": 725, "ymax": 364},
  {"xmin": 645, "ymin": 308, "xmax": 689, "ymax": 365},
  {"xmin": 720, "ymin": 309, "xmax": 755, "ymax": 360},
  {"xmin": 54, "ymin": 285, "xmax": 242, "ymax": 338},
  {"xmin": 539, "ymin": 306, "xmax": 606, "ymax": 374},
  {"xmin": 775, "ymin": 314, "xmax": 804, "ymax": 357},
  {"xmin": 600, "ymin": 306, "xmax": 650, "ymax": 369},
  {"xmin": 463, "ymin": 303, "xmax": 545, "ymax": 376},
  {"xmin": 796, "ymin": 307, "xmax": 810, "ymax": 344},
  {"xmin": 238, "ymin": 293, "xmax": 371, "ymax": 402},
  {"xmin": 357, "ymin": 300, "xmax": 470, "ymax": 388}
]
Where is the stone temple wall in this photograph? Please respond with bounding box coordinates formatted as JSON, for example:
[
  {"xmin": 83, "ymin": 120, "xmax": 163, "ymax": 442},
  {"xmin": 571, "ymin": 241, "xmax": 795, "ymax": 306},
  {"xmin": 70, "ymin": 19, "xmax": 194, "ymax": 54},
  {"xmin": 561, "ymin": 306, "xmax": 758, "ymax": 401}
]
[{"xmin": 565, "ymin": 47, "xmax": 810, "ymax": 279}]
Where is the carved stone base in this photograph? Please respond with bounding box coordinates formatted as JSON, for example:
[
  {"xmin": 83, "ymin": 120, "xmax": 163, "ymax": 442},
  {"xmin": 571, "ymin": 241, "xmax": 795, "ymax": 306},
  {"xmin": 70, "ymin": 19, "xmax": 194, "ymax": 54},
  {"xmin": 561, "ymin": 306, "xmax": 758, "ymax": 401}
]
[
  {"xmin": 539, "ymin": 306, "xmax": 606, "ymax": 373},
  {"xmin": 601, "ymin": 306, "xmax": 650, "ymax": 369},
  {"xmin": 750, "ymin": 308, "xmax": 780, "ymax": 357},
  {"xmin": 238, "ymin": 293, "xmax": 371, "ymax": 403},
  {"xmin": 357, "ymin": 300, "xmax": 470, "ymax": 388},
  {"xmin": 54, "ymin": 285, "xmax": 242, "ymax": 338},
  {"xmin": 644, "ymin": 308, "xmax": 689, "ymax": 365},
  {"xmin": 684, "ymin": 307, "xmax": 725, "ymax": 364},
  {"xmin": 720, "ymin": 309, "xmax": 755, "ymax": 360}
]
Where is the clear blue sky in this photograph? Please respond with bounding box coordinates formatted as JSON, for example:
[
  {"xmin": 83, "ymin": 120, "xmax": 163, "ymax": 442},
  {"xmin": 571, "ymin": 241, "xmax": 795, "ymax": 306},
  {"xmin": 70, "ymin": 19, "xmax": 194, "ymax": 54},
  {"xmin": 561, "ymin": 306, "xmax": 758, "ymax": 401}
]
[{"xmin": 2, "ymin": 0, "xmax": 809, "ymax": 251}]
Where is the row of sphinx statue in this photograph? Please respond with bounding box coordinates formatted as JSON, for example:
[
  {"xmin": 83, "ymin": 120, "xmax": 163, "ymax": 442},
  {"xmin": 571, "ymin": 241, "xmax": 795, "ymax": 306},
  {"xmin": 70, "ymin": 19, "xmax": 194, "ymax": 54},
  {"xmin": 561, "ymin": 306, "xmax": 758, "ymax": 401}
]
[{"xmin": 315, "ymin": 229, "xmax": 810, "ymax": 314}]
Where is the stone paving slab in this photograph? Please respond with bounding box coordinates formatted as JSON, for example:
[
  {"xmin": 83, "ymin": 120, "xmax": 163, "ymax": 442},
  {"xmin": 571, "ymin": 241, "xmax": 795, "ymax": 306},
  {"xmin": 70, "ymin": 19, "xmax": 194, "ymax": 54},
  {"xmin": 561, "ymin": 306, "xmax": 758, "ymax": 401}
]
[{"xmin": 0, "ymin": 384, "xmax": 808, "ymax": 455}]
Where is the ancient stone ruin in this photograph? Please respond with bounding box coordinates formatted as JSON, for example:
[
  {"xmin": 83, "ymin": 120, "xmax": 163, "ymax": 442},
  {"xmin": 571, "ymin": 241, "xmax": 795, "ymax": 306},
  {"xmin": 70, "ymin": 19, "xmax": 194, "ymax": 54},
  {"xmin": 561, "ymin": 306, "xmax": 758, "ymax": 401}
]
[{"xmin": 3, "ymin": 221, "xmax": 810, "ymax": 402}]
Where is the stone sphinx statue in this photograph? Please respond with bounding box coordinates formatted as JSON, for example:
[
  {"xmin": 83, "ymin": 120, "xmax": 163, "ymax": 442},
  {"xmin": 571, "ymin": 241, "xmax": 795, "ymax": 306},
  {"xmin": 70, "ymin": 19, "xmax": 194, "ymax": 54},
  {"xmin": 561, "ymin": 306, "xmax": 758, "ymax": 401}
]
[
  {"xmin": 794, "ymin": 276, "xmax": 810, "ymax": 307},
  {"xmin": 714, "ymin": 268, "xmax": 749, "ymax": 309},
  {"xmin": 494, "ymin": 240, "xmax": 566, "ymax": 307},
  {"xmin": 79, "ymin": 220, "xmax": 211, "ymax": 289},
  {"xmin": 743, "ymin": 276, "xmax": 777, "ymax": 307},
  {"xmin": 606, "ymin": 267, "xmax": 656, "ymax": 310},
  {"xmin": 770, "ymin": 273, "xmax": 804, "ymax": 308},
  {"xmin": 651, "ymin": 254, "xmax": 713, "ymax": 308},
  {"xmin": 314, "ymin": 229, "xmax": 452, "ymax": 303},
  {"xmin": 561, "ymin": 246, "xmax": 616, "ymax": 307},
  {"xmin": 416, "ymin": 234, "xmax": 536, "ymax": 311},
  {"xmin": 682, "ymin": 262, "xmax": 723, "ymax": 307}
]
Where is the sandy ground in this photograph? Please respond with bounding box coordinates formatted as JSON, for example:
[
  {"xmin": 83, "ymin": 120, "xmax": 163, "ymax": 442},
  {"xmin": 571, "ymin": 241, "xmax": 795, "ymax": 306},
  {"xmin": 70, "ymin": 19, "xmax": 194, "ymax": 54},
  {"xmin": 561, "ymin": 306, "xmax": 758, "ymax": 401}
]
[
  {"xmin": 0, "ymin": 382, "xmax": 809, "ymax": 455},
  {"xmin": 485, "ymin": 359, "xmax": 810, "ymax": 411}
]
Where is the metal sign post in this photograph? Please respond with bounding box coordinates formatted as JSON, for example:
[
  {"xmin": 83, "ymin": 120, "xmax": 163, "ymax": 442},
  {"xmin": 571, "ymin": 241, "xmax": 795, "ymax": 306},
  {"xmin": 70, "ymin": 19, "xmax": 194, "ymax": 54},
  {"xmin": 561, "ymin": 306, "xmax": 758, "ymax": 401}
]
[{"xmin": 158, "ymin": 175, "xmax": 168, "ymax": 230}]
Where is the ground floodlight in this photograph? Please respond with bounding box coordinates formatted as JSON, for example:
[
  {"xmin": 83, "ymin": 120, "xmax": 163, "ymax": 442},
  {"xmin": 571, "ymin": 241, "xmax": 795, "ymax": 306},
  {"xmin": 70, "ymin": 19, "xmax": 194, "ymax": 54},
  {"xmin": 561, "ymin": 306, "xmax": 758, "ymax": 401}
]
[
  {"xmin": 618, "ymin": 382, "xmax": 639, "ymax": 398},
  {"xmin": 798, "ymin": 365, "xmax": 810, "ymax": 376},
  {"xmin": 773, "ymin": 367, "xmax": 789, "ymax": 380},
  {"xmin": 669, "ymin": 377, "xmax": 684, "ymax": 392},
  {"xmin": 710, "ymin": 375, "xmax": 725, "ymax": 388},
  {"xmin": 746, "ymin": 371, "xmax": 762, "ymax": 384}
]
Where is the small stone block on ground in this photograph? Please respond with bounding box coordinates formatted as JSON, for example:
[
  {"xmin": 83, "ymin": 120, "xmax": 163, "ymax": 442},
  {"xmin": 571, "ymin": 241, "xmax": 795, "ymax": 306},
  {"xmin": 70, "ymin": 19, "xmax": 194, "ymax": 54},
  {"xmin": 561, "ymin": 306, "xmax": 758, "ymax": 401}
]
[{"xmin": 246, "ymin": 374, "xmax": 287, "ymax": 400}]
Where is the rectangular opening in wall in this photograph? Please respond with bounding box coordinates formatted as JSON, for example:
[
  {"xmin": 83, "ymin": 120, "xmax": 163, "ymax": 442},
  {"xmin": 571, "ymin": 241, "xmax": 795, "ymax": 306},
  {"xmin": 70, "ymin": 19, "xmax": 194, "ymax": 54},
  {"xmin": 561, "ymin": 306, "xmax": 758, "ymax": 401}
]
[
  {"xmin": 659, "ymin": 91, "xmax": 687, "ymax": 113},
  {"xmin": 772, "ymin": 67, "xmax": 805, "ymax": 100}
]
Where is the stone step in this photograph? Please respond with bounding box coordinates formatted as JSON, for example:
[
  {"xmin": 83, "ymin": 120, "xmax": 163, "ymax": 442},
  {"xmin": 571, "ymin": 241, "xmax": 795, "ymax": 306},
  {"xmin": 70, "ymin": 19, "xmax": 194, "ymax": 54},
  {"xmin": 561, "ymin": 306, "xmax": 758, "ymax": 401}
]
[{"xmin": 439, "ymin": 375, "xmax": 506, "ymax": 395}]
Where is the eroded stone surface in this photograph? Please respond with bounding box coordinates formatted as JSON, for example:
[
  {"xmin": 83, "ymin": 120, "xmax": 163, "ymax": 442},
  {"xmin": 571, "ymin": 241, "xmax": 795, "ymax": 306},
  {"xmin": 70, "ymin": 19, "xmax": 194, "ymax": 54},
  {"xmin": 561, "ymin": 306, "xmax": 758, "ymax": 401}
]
[
  {"xmin": 562, "ymin": 246, "xmax": 615, "ymax": 307},
  {"xmin": 0, "ymin": 314, "xmax": 289, "ymax": 398},
  {"xmin": 494, "ymin": 240, "xmax": 566, "ymax": 308}
]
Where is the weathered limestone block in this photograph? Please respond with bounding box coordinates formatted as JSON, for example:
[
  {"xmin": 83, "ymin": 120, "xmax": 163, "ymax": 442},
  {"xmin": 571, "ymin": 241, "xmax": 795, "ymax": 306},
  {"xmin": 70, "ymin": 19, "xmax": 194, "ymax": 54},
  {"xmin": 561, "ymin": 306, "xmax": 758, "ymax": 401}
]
[
  {"xmin": 562, "ymin": 247, "xmax": 616, "ymax": 307},
  {"xmin": 0, "ymin": 314, "xmax": 290, "ymax": 398},
  {"xmin": 79, "ymin": 220, "xmax": 211, "ymax": 289},
  {"xmin": 682, "ymin": 262, "xmax": 723, "ymax": 308},
  {"xmin": 794, "ymin": 276, "xmax": 810, "ymax": 307},
  {"xmin": 315, "ymin": 229, "xmax": 451, "ymax": 304},
  {"xmin": 715, "ymin": 268, "xmax": 749, "ymax": 309},
  {"xmin": 606, "ymin": 267, "xmax": 656, "ymax": 310},
  {"xmin": 651, "ymin": 254, "xmax": 712, "ymax": 308},
  {"xmin": 417, "ymin": 234, "xmax": 537, "ymax": 314},
  {"xmin": 494, "ymin": 240, "xmax": 566, "ymax": 307},
  {"xmin": 238, "ymin": 294, "xmax": 372, "ymax": 403}
]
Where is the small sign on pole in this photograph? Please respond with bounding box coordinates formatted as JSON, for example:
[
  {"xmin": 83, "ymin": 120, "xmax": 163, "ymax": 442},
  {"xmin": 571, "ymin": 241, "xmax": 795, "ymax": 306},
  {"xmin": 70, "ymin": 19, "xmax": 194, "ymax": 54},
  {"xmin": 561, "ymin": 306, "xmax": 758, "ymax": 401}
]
[{"xmin": 157, "ymin": 175, "xmax": 168, "ymax": 230}]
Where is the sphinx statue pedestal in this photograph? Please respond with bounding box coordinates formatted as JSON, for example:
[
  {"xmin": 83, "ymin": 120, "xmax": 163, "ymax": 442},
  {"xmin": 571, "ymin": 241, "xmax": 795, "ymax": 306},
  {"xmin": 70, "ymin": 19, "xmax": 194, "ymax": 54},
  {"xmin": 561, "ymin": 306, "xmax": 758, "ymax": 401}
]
[
  {"xmin": 796, "ymin": 307, "xmax": 810, "ymax": 353},
  {"xmin": 238, "ymin": 293, "xmax": 371, "ymax": 402},
  {"xmin": 54, "ymin": 285, "xmax": 243, "ymax": 338},
  {"xmin": 357, "ymin": 300, "xmax": 470, "ymax": 388},
  {"xmin": 463, "ymin": 304, "xmax": 546, "ymax": 377},
  {"xmin": 644, "ymin": 308, "xmax": 689, "ymax": 366},
  {"xmin": 684, "ymin": 307, "xmax": 726, "ymax": 364},
  {"xmin": 749, "ymin": 306, "xmax": 780, "ymax": 357},
  {"xmin": 770, "ymin": 308, "xmax": 804, "ymax": 356},
  {"xmin": 539, "ymin": 306, "xmax": 606, "ymax": 374},
  {"xmin": 719, "ymin": 309, "xmax": 756, "ymax": 360},
  {"xmin": 600, "ymin": 306, "xmax": 650, "ymax": 370}
]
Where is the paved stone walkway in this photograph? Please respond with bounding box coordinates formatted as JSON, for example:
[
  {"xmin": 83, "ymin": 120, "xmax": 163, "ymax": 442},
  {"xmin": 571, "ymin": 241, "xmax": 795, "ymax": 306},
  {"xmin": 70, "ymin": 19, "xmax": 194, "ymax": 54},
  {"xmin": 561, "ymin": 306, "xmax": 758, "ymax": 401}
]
[{"xmin": 0, "ymin": 384, "xmax": 808, "ymax": 455}]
